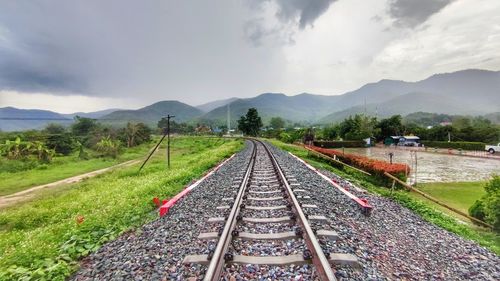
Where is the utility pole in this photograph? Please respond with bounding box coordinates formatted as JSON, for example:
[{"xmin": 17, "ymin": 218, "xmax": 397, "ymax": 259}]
[
  {"xmin": 414, "ymin": 151, "xmax": 418, "ymax": 187},
  {"xmin": 138, "ymin": 114, "xmax": 175, "ymax": 172},
  {"xmin": 227, "ymin": 103, "xmax": 230, "ymax": 135},
  {"xmin": 165, "ymin": 114, "xmax": 175, "ymax": 168}
]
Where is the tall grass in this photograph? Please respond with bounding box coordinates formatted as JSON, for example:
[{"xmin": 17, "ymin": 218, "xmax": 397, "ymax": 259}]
[
  {"xmin": 0, "ymin": 142, "xmax": 155, "ymax": 196},
  {"xmin": 0, "ymin": 136, "xmax": 243, "ymax": 280}
]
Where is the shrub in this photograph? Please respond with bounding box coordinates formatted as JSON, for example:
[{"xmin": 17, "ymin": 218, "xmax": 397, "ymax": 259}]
[
  {"xmin": 95, "ymin": 136, "xmax": 121, "ymax": 158},
  {"xmin": 483, "ymin": 176, "xmax": 500, "ymax": 230},
  {"xmin": 469, "ymin": 176, "xmax": 500, "ymax": 231},
  {"xmin": 278, "ymin": 132, "xmax": 293, "ymax": 144},
  {"xmin": 469, "ymin": 199, "xmax": 486, "ymax": 221},
  {"xmin": 313, "ymin": 140, "xmax": 365, "ymax": 148},
  {"xmin": 0, "ymin": 137, "xmax": 54, "ymax": 163},
  {"xmin": 421, "ymin": 141, "xmax": 485, "ymax": 151},
  {"xmin": 46, "ymin": 133, "xmax": 75, "ymax": 155},
  {"xmin": 308, "ymin": 145, "xmax": 409, "ymax": 181}
]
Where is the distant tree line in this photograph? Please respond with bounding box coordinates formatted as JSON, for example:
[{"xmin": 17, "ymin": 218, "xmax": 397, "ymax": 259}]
[
  {"xmin": 266, "ymin": 113, "xmax": 500, "ymax": 145},
  {"xmin": 0, "ymin": 117, "xmax": 153, "ymax": 164}
]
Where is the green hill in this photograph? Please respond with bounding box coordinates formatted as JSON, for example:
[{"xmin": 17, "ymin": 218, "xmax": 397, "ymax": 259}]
[{"xmin": 100, "ymin": 101, "xmax": 203, "ymax": 127}]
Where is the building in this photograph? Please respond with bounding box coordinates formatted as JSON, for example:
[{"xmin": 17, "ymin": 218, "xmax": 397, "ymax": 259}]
[
  {"xmin": 398, "ymin": 136, "xmax": 421, "ymax": 146},
  {"xmin": 384, "ymin": 136, "xmax": 401, "ymax": 146},
  {"xmin": 384, "ymin": 135, "xmax": 421, "ymax": 147}
]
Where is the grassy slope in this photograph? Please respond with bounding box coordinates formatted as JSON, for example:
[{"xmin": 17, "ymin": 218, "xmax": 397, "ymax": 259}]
[
  {"xmin": 413, "ymin": 182, "xmax": 486, "ymax": 213},
  {"xmin": 0, "ymin": 143, "xmax": 154, "ymax": 196},
  {"xmin": 0, "ymin": 136, "xmax": 243, "ymax": 280},
  {"xmin": 267, "ymin": 139, "xmax": 500, "ymax": 255}
]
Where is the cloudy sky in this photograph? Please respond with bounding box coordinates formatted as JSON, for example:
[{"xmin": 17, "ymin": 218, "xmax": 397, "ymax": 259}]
[{"xmin": 0, "ymin": 0, "xmax": 499, "ymax": 113}]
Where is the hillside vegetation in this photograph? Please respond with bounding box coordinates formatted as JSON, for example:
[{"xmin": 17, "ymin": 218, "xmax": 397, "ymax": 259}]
[
  {"xmin": 0, "ymin": 136, "xmax": 243, "ymax": 280},
  {"xmin": 3, "ymin": 69, "xmax": 499, "ymax": 131}
]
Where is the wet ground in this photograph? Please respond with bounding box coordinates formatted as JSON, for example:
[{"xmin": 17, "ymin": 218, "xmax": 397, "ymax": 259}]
[{"xmin": 344, "ymin": 147, "xmax": 500, "ymax": 183}]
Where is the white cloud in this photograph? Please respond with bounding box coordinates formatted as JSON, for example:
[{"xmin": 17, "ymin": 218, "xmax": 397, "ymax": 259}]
[
  {"xmin": 0, "ymin": 91, "xmax": 138, "ymax": 113},
  {"xmin": 281, "ymin": 0, "xmax": 400, "ymax": 94},
  {"xmin": 0, "ymin": 0, "xmax": 499, "ymax": 113},
  {"xmin": 372, "ymin": 0, "xmax": 500, "ymax": 80}
]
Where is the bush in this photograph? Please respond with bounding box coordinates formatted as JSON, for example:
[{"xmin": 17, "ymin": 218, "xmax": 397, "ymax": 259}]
[
  {"xmin": 95, "ymin": 136, "xmax": 121, "ymax": 158},
  {"xmin": 313, "ymin": 140, "xmax": 365, "ymax": 148},
  {"xmin": 46, "ymin": 133, "xmax": 75, "ymax": 155},
  {"xmin": 469, "ymin": 199, "xmax": 486, "ymax": 221},
  {"xmin": 421, "ymin": 141, "xmax": 485, "ymax": 151},
  {"xmin": 483, "ymin": 176, "xmax": 500, "ymax": 230},
  {"xmin": 278, "ymin": 132, "xmax": 293, "ymax": 143},
  {"xmin": 308, "ymin": 145, "xmax": 409, "ymax": 182},
  {"xmin": 469, "ymin": 176, "xmax": 500, "ymax": 230}
]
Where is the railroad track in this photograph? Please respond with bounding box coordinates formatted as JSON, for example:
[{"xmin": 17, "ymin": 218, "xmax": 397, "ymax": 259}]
[{"xmin": 183, "ymin": 140, "xmax": 359, "ymax": 280}]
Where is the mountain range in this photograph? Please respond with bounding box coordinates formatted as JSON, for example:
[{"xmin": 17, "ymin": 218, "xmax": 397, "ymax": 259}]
[{"xmin": 1, "ymin": 69, "xmax": 499, "ymax": 131}]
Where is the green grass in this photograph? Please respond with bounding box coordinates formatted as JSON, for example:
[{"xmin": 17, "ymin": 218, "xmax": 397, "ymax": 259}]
[
  {"xmin": 413, "ymin": 182, "xmax": 486, "ymax": 214},
  {"xmin": 0, "ymin": 136, "xmax": 243, "ymax": 280},
  {"xmin": 267, "ymin": 139, "xmax": 500, "ymax": 255},
  {"xmin": 0, "ymin": 142, "xmax": 154, "ymax": 196}
]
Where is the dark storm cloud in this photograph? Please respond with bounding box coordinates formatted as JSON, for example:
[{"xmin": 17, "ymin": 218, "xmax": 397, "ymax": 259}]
[
  {"xmin": 273, "ymin": 0, "xmax": 337, "ymax": 28},
  {"xmin": 244, "ymin": 0, "xmax": 336, "ymax": 45},
  {"xmin": 0, "ymin": 42, "xmax": 85, "ymax": 93},
  {"xmin": 388, "ymin": 0, "xmax": 455, "ymax": 28},
  {"xmin": 0, "ymin": 1, "xmax": 285, "ymax": 104}
]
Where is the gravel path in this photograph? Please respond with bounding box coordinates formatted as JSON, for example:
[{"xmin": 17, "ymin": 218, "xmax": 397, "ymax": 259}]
[
  {"xmin": 269, "ymin": 144, "xmax": 500, "ymax": 281},
  {"xmin": 72, "ymin": 141, "xmax": 499, "ymax": 281}
]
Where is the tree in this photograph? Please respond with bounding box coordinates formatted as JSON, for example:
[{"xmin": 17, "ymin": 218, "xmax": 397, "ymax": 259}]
[
  {"xmin": 238, "ymin": 108, "xmax": 263, "ymax": 136},
  {"xmin": 71, "ymin": 116, "xmax": 99, "ymax": 147},
  {"xmin": 339, "ymin": 114, "xmax": 377, "ymax": 140},
  {"xmin": 44, "ymin": 123, "xmax": 75, "ymax": 155},
  {"xmin": 71, "ymin": 116, "xmax": 97, "ymax": 136},
  {"xmin": 470, "ymin": 176, "xmax": 500, "ymax": 231},
  {"xmin": 120, "ymin": 122, "xmax": 152, "ymax": 147},
  {"xmin": 270, "ymin": 117, "xmax": 285, "ymax": 130},
  {"xmin": 44, "ymin": 123, "xmax": 66, "ymax": 135},
  {"xmin": 376, "ymin": 115, "xmax": 404, "ymax": 140},
  {"xmin": 158, "ymin": 119, "xmax": 194, "ymax": 134},
  {"xmin": 95, "ymin": 136, "xmax": 121, "ymax": 158},
  {"xmin": 320, "ymin": 125, "xmax": 339, "ymax": 140}
]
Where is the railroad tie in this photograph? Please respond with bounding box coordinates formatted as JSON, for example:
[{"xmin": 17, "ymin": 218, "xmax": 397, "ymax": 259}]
[
  {"xmin": 245, "ymin": 205, "xmax": 287, "ymax": 210},
  {"xmin": 198, "ymin": 232, "xmax": 218, "ymax": 239},
  {"xmin": 242, "ymin": 216, "xmax": 292, "ymax": 223},
  {"xmin": 249, "ymin": 190, "xmax": 281, "ymax": 194},
  {"xmin": 207, "ymin": 217, "xmax": 225, "ymax": 222},
  {"xmin": 247, "ymin": 196, "xmax": 284, "ymax": 201},
  {"xmin": 328, "ymin": 253, "xmax": 360, "ymax": 268},
  {"xmin": 237, "ymin": 231, "xmax": 298, "ymax": 240},
  {"xmin": 307, "ymin": 215, "xmax": 328, "ymax": 221},
  {"xmin": 182, "ymin": 252, "xmax": 360, "ymax": 269},
  {"xmin": 316, "ymin": 229, "xmax": 339, "ymax": 240},
  {"xmin": 301, "ymin": 204, "xmax": 318, "ymax": 208}
]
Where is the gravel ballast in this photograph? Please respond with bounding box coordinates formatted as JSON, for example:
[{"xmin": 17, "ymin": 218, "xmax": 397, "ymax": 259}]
[
  {"xmin": 268, "ymin": 143, "xmax": 499, "ymax": 281},
  {"xmin": 72, "ymin": 141, "xmax": 499, "ymax": 281}
]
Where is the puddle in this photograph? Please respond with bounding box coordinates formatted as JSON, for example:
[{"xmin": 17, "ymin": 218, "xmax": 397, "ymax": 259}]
[{"xmin": 343, "ymin": 147, "xmax": 500, "ymax": 183}]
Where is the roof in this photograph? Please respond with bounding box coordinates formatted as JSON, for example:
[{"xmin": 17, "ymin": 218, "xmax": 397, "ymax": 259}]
[{"xmin": 402, "ymin": 136, "xmax": 420, "ymax": 140}]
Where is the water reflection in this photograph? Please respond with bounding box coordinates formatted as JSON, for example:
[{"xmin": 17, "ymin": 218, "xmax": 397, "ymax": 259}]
[{"xmin": 344, "ymin": 147, "xmax": 500, "ymax": 183}]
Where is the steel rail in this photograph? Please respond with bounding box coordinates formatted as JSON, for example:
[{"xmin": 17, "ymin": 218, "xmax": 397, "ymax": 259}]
[
  {"xmin": 257, "ymin": 139, "xmax": 337, "ymax": 281},
  {"xmin": 203, "ymin": 140, "xmax": 257, "ymax": 281}
]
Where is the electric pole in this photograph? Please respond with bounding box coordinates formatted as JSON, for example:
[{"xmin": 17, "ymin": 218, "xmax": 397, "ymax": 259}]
[
  {"xmin": 165, "ymin": 114, "xmax": 175, "ymax": 168},
  {"xmin": 138, "ymin": 114, "xmax": 175, "ymax": 172},
  {"xmin": 227, "ymin": 103, "xmax": 230, "ymax": 135}
]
